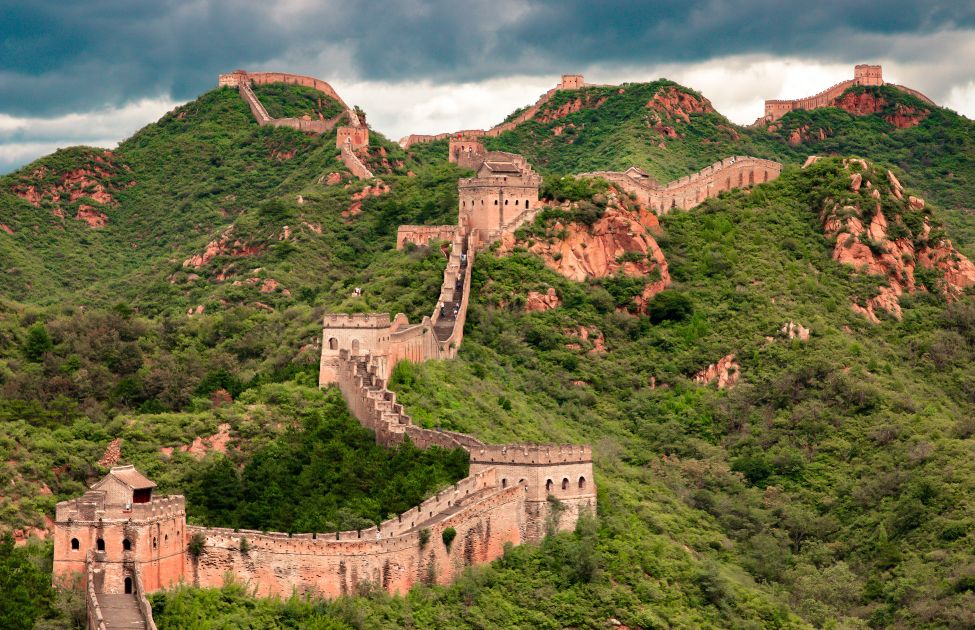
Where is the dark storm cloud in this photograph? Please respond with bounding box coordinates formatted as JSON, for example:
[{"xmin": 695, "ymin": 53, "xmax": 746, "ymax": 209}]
[{"xmin": 1, "ymin": 0, "xmax": 974, "ymax": 116}]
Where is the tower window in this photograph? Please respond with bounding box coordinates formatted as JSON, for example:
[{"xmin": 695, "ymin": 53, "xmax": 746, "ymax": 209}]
[
  {"xmin": 123, "ymin": 538, "xmax": 131, "ymax": 551},
  {"xmin": 96, "ymin": 538, "xmax": 105, "ymax": 552},
  {"xmin": 562, "ymin": 478, "xmax": 569, "ymax": 490},
  {"xmin": 71, "ymin": 538, "xmax": 79, "ymax": 551}
]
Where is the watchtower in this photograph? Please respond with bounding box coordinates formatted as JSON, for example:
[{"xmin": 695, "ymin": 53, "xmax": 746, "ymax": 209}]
[
  {"xmin": 559, "ymin": 74, "xmax": 585, "ymax": 90},
  {"xmin": 53, "ymin": 465, "xmax": 187, "ymax": 593},
  {"xmin": 854, "ymin": 64, "xmax": 884, "ymax": 87},
  {"xmin": 336, "ymin": 125, "xmax": 369, "ymax": 150},
  {"xmin": 319, "ymin": 313, "xmax": 397, "ymax": 384}
]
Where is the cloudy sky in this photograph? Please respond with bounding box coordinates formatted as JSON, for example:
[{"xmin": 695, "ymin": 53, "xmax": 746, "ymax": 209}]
[{"xmin": 2, "ymin": 0, "xmax": 974, "ymax": 174}]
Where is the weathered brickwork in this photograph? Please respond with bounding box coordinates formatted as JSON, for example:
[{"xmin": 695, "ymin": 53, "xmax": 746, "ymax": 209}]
[
  {"xmin": 400, "ymin": 74, "xmax": 590, "ymax": 149},
  {"xmin": 219, "ymin": 70, "xmax": 374, "ymax": 179},
  {"xmin": 762, "ymin": 64, "xmax": 935, "ymax": 122},
  {"xmin": 580, "ymin": 156, "xmax": 783, "ymax": 214}
]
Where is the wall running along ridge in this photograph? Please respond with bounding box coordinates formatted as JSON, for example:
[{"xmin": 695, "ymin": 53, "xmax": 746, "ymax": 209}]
[
  {"xmin": 762, "ymin": 64, "xmax": 935, "ymax": 123},
  {"xmin": 219, "ymin": 70, "xmax": 373, "ymax": 179},
  {"xmin": 580, "ymin": 156, "xmax": 783, "ymax": 214},
  {"xmin": 54, "ymin": 149, "xmax": 592, "ymax": 622},
  {"xmin": 399, "ymin": 74, "xmax": 596, "ymax": 149}
]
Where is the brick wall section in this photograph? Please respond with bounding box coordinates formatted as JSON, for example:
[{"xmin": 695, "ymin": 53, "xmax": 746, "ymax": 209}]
[
  {"xmin": 399, "ymin": 75, "xmax": 588, "ymax": 148},
  {"xmin": 396, "ymin": 225, "xmax": 457, "ymax": 249},
  {"xmin": 580, "ymin": 156, "xmax": 783, "ymax": 214},
  {"xmin": 219, "ymin": 70, "xmax": 369, "ymax": 151},
  {"xmin": 340, "ymin": 143, "xmax": 375, "ymax": 179},
  {"xmin": 762, "ymin": 64, "xmax": 936, "ymax": 122}
]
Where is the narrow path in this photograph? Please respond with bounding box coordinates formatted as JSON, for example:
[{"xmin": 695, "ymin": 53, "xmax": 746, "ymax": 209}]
[{"xmin": 95, "ymin": 593, "xmax": 147, "ymax": 629}]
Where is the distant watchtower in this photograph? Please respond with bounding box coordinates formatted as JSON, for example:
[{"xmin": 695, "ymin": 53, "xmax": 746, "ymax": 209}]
[
  {"xmin": 559, "ymin": 74, "xmax": 585, "ymax": 90},
  {"xmin": 53, "ymin": 465, "xmax": 187, "ymax": 593},
  {"xmin": 854, "ymin": 64, "xmax": 883, "ymax": 86}
]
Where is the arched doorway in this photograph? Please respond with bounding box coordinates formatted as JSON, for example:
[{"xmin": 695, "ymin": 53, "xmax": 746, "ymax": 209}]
[{"xmin": 124, "ymin": 577, "xmax": 133, "ymax": 594}]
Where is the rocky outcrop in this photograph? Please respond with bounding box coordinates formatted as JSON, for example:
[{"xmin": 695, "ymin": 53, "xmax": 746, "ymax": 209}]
[
  {"xmin": 833, "ymin": 91, "xmax": 929, "ymax": 128},
  {"xmin": 821, "ymin": 158, "xmax": 975, "ymax": 322},
  {"xmin": 160, "ymin": 423, "xmax": 231, "ymax": 460},
  {"xmin": 781, "ymin": 321, "xmax": 811, "ymax": 341},
  {"xmin": 98, "ymin": 439, "xmax": 122, "ymax": 468},
  {"xmin": 182, "ymin": 227, "xmax": 263, "ymax": 268},
  {"xmin": 694, "ymin": 354, "xmax": 740, "ymax": 389},
  {"xmin": 10, "ymin": 150, "xmax": 133, "ymax": 228},
  {"xmin": 536, "ymin": 94, "xmax": 608, "ymax": 123},
  {"xmin": 525, "ymin": 287, "xmax": 561, "ymax": 312},
  {"xmin": 499, "ymin": 188, "xmax": 670, "ymax": 313},
  {"xmin": 648, "ymin": 86, "xmax": 714, "ymax": 123}
]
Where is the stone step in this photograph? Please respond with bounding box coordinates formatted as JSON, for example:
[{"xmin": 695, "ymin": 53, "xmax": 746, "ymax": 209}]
[{"xmin": 96, "ymin": 593, "xmax": 147, "ymax": 629}]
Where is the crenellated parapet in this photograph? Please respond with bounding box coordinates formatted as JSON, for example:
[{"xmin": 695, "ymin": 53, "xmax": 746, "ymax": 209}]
[
  {"xmin": 580, "ymin": 155, "xmax": 783, "ymax": 214},
  {"xmin": 761, "ymin": 64, "xmax": 935, "ymax": 123}
]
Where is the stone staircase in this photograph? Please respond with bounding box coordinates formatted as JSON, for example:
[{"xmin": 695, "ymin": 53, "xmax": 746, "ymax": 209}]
[{"xmin": 95, "ymin": 593, "xmax": 148, "ymax": 629}]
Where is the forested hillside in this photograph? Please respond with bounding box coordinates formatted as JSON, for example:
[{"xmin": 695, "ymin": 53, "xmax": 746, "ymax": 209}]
[{"xmin": 2, "ymin": 78, "xmax": 975, "ymax": 629}]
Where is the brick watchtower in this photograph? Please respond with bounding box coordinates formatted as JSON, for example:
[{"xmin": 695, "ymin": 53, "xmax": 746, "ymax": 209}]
[{"xmin": 53, "ymin": 465, "xmax": 187, "ymax": 594}]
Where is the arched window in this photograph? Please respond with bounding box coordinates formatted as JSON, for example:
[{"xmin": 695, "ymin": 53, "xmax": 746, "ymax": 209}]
[
  {"xmin": 525, "ymin": 199, "xmax": 529, "ymax": 208},
  {"xmin": 328, "ymin": 337, "xmax": 338, "ymax": 350},
  {"xmin": 71, "ymin": 538, "xmax": 79, "ymax": 551},
  {"xmin": 562, "ymin": 478, "xmax": 569, "ymax": 490},
  {"xmin": 504, "ymin": 199, "xmax": 508, "ymax": 205},
  {"xmin": 578, "ymin": 476, "xmax": 586, "ymax": 489},
  {"xmin": 501, "ymin": 478, "xmax": 508, "ymax": 488},
  {"xmin": 748, "ymin": 171, "xmax": 755, "ymax": 185},
  {"xmin": 494, "ymin": 199, "xmax": 498, "ymax": 205},
  {"xmin": 152, "ymin": 537, "xmax": 157, "ymax": 549},
  {"xmin": 545, "ymin": 479, "xmax": 553, "ymax": 492},
  {"xmin": 96, "ymin": 538, "xmax": 105, "ymax": 552},
  {"xmin": 124, "ymin": 577, "xmax": 132, "ymax": 594},
  {"xmin": 122, "ymin": 538, "xmax": 131, "ymax": 551},
  {"xmin": 351, "ymin": 339, "xmax": 360, "ymax": 352}
]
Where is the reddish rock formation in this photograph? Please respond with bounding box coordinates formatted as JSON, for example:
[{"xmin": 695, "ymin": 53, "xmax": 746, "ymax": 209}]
[
  {"xmin": 182, "ymin": 228, "xmax": 263, "ymax": 268},
  {"xmin": 98, "ymin": 439, "xmax": 122, "ymax": 468},
  {"xmin": 536, "ymin": 95, "xmax": 607, "ymax": 124},
  {"xmin": 0, "ymin": 224, "xmax": 13, "ymax": 235},
  {"xmin": 822, "ymin": 159, "xmax": 975, "ymax": 322},
  {"xmin": 694, "ymin": 354, "xmax": 740, "ymax": 389},
  {"xmin": 788, "ymin": 125, "xmax": 829, "ymax": 146},
  {"xmin": 160, "ymin": 423, "xmax": 232, "ymax": 460},
  {"xmin": 832, "ymin": 90, "xmax": 929, "ymax": 128},
  {"xmin": 525, "ymin": 287, "xmax": 561, "ymax": 312},
  {"xmin": 499, "ymin": 189, "xmax": 669, "ymax": 313},
  {"xmin": 75, "ymin": 204, "xmax": 108, "ymax": 228},
  {"xmin": 648, "ymin": 86, "xmax": 714, "ymax": 123}
]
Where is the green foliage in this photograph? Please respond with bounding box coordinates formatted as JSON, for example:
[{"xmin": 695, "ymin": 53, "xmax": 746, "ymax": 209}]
[
  {"xmin": 188, "ymin": 532, "xmax": 206, "ymax": 558},
  {"xmin": 23, "ymin": 323, "xmax": 52, "ymax": 361},
  {"xmin": 0, "ymin": 535, "xmax": 58, "ymax": 629},
  {"xmin": 418, "ymin": 527, "xmax": 430, "ymax": 548},
  {"xmin": 646, "ymin": 290, "xmax": 694, "ymax": 324},
  {"xmin": 441, "ymin": 526, "xmax": 457, "ymax": 551},
  {"xmin": 182, "ymin": 388, "xmax": 468, "ymax": 532}
]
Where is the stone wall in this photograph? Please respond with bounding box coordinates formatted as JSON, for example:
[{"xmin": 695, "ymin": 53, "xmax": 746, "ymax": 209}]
[
  {"xmin": 340, "ymin": 144, "xmax": 375, "ymax": 180},
  {"xmin": 580, "ymin": 156, "xmax": 783, "ymax": 214},
  {"xmin": 762, "ymin": 64, "xmax": 935, "ymax": 122},
  {"xmin": 187, "ymin": 475, "xmax": 527, "ymax": 597},
  {"xmin": 396, "ymin": 225, "xmax": 457, "ymax": 249},
  {"xmin": 399, "ymin": 73, "xmax": 589, "ymax": 148}
]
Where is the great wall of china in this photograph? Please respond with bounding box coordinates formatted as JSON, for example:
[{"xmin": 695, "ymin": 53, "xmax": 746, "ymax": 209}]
[
  {"xmin": 57, "ymin": 63, "xmax": 935, "ymax": 626},
  {"xmin": 762, "ymin": 64, "xmax": 935, "ymax": 123},
  {"xmin": 218, "ymin": 70, "xmax": 374, "ymax": 179}
]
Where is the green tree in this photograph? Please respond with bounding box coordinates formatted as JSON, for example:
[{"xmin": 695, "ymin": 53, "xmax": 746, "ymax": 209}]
[
  {"xmin": 0, "ymin": 535, "xmax": 57, "ymax": 629},
  {"xmin": 23, "ymin": 323, "xmax": 52, "ymax": 361}
]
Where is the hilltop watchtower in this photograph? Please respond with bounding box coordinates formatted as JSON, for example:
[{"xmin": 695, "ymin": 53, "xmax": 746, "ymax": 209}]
[
  {"xmin": 53, "ymin": 465, "xmax": 186, "ymax": 593},
  {"xmin": 559, "ymin": 74, "xmax": 585, "ymax": 90},
  {"xmin": 458, "ymin": 152, "xmax": 541, "ymax": 244},
  {"xmin": 854, "ymin": 64, "xmax": 883, "ymax": 86}
]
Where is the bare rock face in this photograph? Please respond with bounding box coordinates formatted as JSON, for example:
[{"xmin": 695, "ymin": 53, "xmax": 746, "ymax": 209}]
[
  {"xmin": 500, "ymin": 188, "xmax": 670, "ymax": 314},
  {"xmin": 781, "ymin": 321, "xmax": 811, "ymax": 341},
  {"xmin": 831, "ymin": 91, "xmax": 929, "ymax": 128},
  {"xmin": 537, "ymin": 94, "xmax": 607, "ymax": 123},
  {"xmin": 694, "ymin": 354, "xmax": 740, "ymax": 389},
  {"xmin": 182, "ymin": 227, "xmax": 263, "ymax": 269},
  {"xmin": 525, "ymin": 287, "xmax": 560, "ymax": 312},
  {"xmin": 647, "ymin": 86, "xmax": 715, "ymax": 123},
  {"xmin": 160, "ymin": 423, "xmax": 232, "ymax": 460},
  {"xmin": 821, "ymin": 158, "xmax": 975, "ymax": 322},
  {"xmin": 98, "ymin": 438, "xmax": 122, "ymax": 468},
  {"xmin": 9, "ymin": 150, "xmax": 133, "ymax": 228}
]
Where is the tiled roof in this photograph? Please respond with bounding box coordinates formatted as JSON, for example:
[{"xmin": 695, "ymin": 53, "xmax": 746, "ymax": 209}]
[{"xmin": 106, "ymin": 465, "xmax": 156, "ymax": 490}]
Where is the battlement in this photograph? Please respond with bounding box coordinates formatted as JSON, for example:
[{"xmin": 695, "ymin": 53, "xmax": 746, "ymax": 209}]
[
  {"xmin": 56, "ymin": 493, "xmax": 185, "ymax": 523},
  {"xmin": 762, "ymin": 64, "xmax": 933, "ymax": 122},
  {"xmin": 559, "ymin": 74, "xmax": 585, "ymax": 90},
  {"xmin": 323, "ymin": 313, "xmax": 391, "ymax": 328},
  {"xmin": 469, "ymin": 443, "xmax": 593, "ymax": 465}
]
